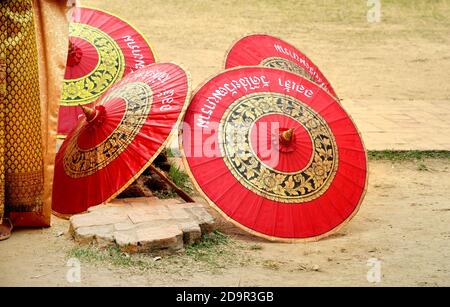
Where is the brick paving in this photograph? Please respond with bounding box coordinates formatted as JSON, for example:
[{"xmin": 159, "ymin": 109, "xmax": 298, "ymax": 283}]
[{"xmin": 339, "ymin": 99, "xmax": 450, "ymax": 151}]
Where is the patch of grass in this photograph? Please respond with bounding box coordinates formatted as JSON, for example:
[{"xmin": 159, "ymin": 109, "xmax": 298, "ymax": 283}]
[
  {"xmin": 187, "ymin": 230, "xmax": 229, "ymax": 251},
  {"xmin": 368, "ymin": 150, "xmax": 450, "ymax": 161},
  {"xmin": 67, "ymin": 231, "xmax": 251, "ymax": 274},
  {"xmin": 68, "ymin": 245, "xmax": 158, "ymax": 271},
  {"xmin": 184, "ymin": 231, "xmax": 252, "ymax": 271},
  {"xmin": 165, "ymin": 147, "xmax": 175, "ymax": 158},
  {"xmin": 153, "ymin": 164, "xmax": 194, "ymax": 199},
  {"xmin": 69, "ymin": 245, "xmax": 108, "ymax": 263},
  {"xmin": 184, "ymin": 230, "xmax": 238, "ymax": 269},
  {"xmin": 168, "ymin": 165, "xmax": 194, "ymax": 195}
]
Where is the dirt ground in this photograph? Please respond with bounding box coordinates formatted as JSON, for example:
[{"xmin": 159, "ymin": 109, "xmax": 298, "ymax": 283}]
[
  {"xmin": 1, "ymin": 159, "xmax": 449, "ymax": 286},
  {"xmin": 1, "ymin": 0, "xmax": 450, "ymax": 286},
  {"xmin": 84, "ymin": 0, "xmax": 450, "ymax": 102}
]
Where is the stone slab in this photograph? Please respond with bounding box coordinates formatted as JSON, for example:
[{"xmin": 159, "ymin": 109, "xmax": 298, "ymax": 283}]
[{"xmin": 69, "ymin": 198, "xmax": 216, "ymax": 254}]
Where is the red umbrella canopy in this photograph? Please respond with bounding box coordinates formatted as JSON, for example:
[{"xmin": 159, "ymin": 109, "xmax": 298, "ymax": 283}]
[
  {"xmin": 58, "ymin": 6, "xmax": 156, "ymax": 137},
  {"xmin": 225, "ymin": 34, "xmax": 337, "ymax": 98},
  {"xmin": 181, "ymin": 67, "xmax": 366, "ymax": 242},
  {"xmin": 53, "ymin": 63, "xmax": 190, "ymax": 215}
]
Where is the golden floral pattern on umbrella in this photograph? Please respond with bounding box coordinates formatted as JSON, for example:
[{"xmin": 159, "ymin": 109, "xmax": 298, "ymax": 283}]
[
  {"xmin": 261, "ymin": 57, "xmax": 314, "ymax": 81},
  {"xmin": 61, "ymin": 23, "xmax": 125, "ymax": 106},
  {"xmin": 63, "ymin": 82, "xmax": 152, "ymax": 178},
  {"xmin": 219, "ymin": 92, "xmax": 338, "ymax": 203}
]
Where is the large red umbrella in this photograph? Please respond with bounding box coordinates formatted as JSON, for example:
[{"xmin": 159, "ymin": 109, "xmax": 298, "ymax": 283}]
[
  {"xmin": 181, "ymin": 67, "xmax": 366, "ymax": 242},
  {"xmin": 58, "ymin": 6, "xmax": 157, "ymax": 137},
  {"xmin": 53, "ymin": 63, "xmax": 190, "ymax": 215},
  {"xmin": 225, "ymin": 34, "xmax": 337, "ymax": 98}
]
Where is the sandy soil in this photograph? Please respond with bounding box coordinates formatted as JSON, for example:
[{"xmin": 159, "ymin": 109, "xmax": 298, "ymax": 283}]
[
  {"xmin": 1, "ymin": 159, "xmax": 449, "ymax": 286},
  {"xmin": 1, "ymin": 0, "xmax": 450, "ymax": 286},
  {"xmin": 83, "ymin": 0, "xmax": 450, "ymax": 102}
]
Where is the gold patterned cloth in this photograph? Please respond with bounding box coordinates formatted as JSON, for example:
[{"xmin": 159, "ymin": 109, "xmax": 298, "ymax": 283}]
[{"xmin": 0, "ymin": 0, "xmax": 68, "ymax": 226}]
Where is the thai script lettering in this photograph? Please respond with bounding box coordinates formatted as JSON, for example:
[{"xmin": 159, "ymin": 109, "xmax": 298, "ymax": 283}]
[
  {"xmin": 196, "ymin": 76, "xmax": 270, "ymax": 128},
  {"xmin": 158, "ymin": 89, "xmax": 175, "ymax": 111},
  {"xmin": 278, "ymin": 78, "xmax": 314, "ymax": 98},
  {"xmin": 273, "ymin": 44, "xmax": 325, "ymax": 87},
  {"xmin": 131, "ymin": 69, "xmax": 170, "ymax": 85},
  {"xmin": 122, "ymin": 35, "xmax": 146, "ymax": 70}
]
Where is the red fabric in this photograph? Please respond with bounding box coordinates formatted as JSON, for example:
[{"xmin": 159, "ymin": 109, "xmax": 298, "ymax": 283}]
[
  {"xmin": 225, "ymin": 34, "xmax": 337, "ymax": 98},
  {"xmin": 182, "ymin": 67, "xmax": 366, "ymax": 240},
  {"xmin": 250, "ymin": 114, "xmax": 313, "ymax": 172},
  {"xmin": 58, "ymin": 7, "xmax": 156, "ymax": 136},
  {"xmin": 65, "ymin": 36, "xmax": 98, "ymax": 79},
  {"xmin": 53, "ymin": 63, "xmax": 189, "ymax": 214}
]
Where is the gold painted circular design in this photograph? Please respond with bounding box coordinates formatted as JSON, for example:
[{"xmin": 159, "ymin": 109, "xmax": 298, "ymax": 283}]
[
  {"xmin": 61, "ymin": 23, "xmax": 126, "ymax": 106},
  {"xmin": 218, "ymin": 92, "xmax": 338, "ymax": 203},
  {"xmin": 63, "ymin": 82, "xmax": 153, "ymax": 178},
  {"xmin": 261, "ymin": 57, "xmax": 314, "ymax": 81}
]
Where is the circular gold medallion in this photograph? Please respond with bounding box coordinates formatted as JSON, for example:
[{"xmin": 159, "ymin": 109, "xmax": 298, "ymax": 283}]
[
  {"xmin": 63, "ymin": 82, "xmax": 152, "ymax": 178},
  {"xmin": 261, "ymin": 57, "xmax": 314, "ymax": 81},
  {"xmin": 61, "ymin": 23, "xmax": 126, "ymax": 106},
  {"xmin": 219, "ymin": 92, "xmax": 338, "ymax": 203}
]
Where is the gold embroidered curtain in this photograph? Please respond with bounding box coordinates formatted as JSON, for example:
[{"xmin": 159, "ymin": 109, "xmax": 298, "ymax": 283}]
[{"xmin": 0, "ymin": 0, "xmax": 68, "ymax": 226}]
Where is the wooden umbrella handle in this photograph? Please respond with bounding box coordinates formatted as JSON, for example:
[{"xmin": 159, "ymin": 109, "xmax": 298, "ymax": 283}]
[{"xmin": 148, "ymin": 164, "xmax": 195, "ymax": 203}]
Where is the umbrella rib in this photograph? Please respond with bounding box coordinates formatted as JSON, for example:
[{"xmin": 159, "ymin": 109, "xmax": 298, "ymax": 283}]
[
  {"xmin": 187, "ymin": 157, "xmax": 224, "ymax": 168},
  {"xmin": 322, "ymin": 188, "xmax": 348, "ymax": 221},
  {"xmin": 196, "ymin": 167, "xmax": 234, "ymax": 187},
  {"xmin": 329, "ymin": 181, "xmax": 360, "ymax": 212},
  {"xmin": 336, "ymin": 171, "xmax": 366, "ymax": 190},
  {"xmin": 338, "ymin": 159, "xmax": 367, "ymax": 172},
  {"xmin": 316, "ymin": 191, "xmax": 347, "ymax": 235},
  {"xmin": 214, "ymin": 178, "xmax": 244, "ymax": 203},
  {"xmin": 249, "ymin": 192, "xmax": 265, "ymax": 230},
  {"xmin": 337, "ymin": 146, "xmax": 366, "ymax": 153}
]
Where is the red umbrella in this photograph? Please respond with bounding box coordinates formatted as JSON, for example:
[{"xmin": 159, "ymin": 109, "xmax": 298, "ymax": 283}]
[
  {"xmin": 181, "ymin": 67, "xmax": 366, "ymax": 242},
  {"xmin": 225, "ymin": 34, "xmax": 337, "ymax": 98},
  {"xmin": 58, "ymin": 6, "xmax": 157, "ymax": 137},
  {"xmin": 53, "ymin": 63, "xmax": 190, "ymax": 215}
]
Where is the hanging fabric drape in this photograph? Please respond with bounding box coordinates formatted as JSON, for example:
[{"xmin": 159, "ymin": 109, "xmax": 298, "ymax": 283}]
[{"xmin": 0, "ymin": 0, "xmax": 68, "ymax": 226}]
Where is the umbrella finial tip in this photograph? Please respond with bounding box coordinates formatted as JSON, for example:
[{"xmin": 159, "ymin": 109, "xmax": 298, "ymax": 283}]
[
  {"xmin": 79, "ymin": 104, "xmax": 96, "ymax": 122},
  {"xmin": 280, "ymin": 128, "xmax": 294, "ymax": 143}
]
